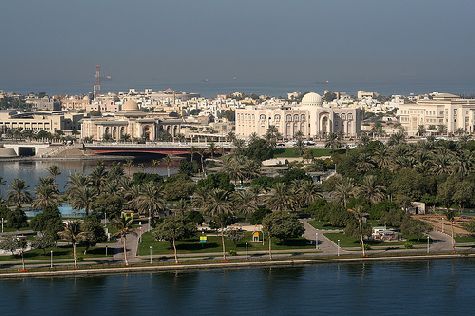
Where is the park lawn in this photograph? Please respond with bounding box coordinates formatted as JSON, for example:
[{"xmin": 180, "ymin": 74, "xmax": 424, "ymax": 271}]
[
  {"xmin": 455, "ymin": 235, "xmax": 475, "ymax": 243},
  {"xmin": 324, "ymin": 232, "xmax": 428, "ymax": 248},
  {"xmin": 273, "ymin": 148, "xmax": 332, "ymax": 158},
  {"xmin": 137, "ymin": 231, "xmax": 314, "ymax": 256},
  {"xmin": 0, "ymin": 244, "xmax": 112, "ymax": 262},
  {"xmin": 309, "ymin": 220, "xmax": 343, "ymax": 231}
]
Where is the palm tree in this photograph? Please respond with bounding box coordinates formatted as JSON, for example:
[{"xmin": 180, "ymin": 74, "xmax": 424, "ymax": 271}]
[
  {"xmin": 7, "ymin": 179, "xmax": 32, "ymax": 208},
  {"xmin": 58, "ymin": 221, "xmax": 89, "ymax": 268},
  {"xmin": 332, "ymin": 176, "xmax": 355, "ymax": 208},
  {"xmin": 124, "ymin": 159, "xmax": 134, "ymax": 177},
  {"xmin": 203, "ymin": 188, "xmax": 234, "ymax": 260},
  {"xmin": 66, "ymin": 174, "xmax": 96, "ymax": 216},
  {"xmin": 134, "ymin": 182, "xmax": 166, "ymax": 231},
  {"xmin": 162, "ymin": 155, "xmax": 173, "ymax": 178},
  {"xmin": 196, "ymin": 148, "xmax": 207, "ymax": 176},
  {"xmin": 0, "ymin": 177, "xmax": 6, "ymax": 201},
  {"xmin": 33, "ymin": 177, "xmax": 60, "ymax": 211},
  {"xmin": 48, "ymin": 165, "xmax": 61, "ymax": 179},
  {"xmin": 294, "ymin": 180, "xmax": 323, "ymax": 208},
  {"xmin": 231, "ymin": 190, "xmax": 258, "ymax": 218},
  {"xmin": 208, "ymin": 142, "xmax": 216, "ymax": 158},
  {"xmin": 324, "ymin": 133, "xmax": 342, "ymax": 151},
  {"xmin": 372, "ymin": 146, "xmax": 392, "ymax": 170},
  {"xmin": 151, "ymin": 159, "xmax": 161, "ymax": 174},
  {"xmin": 357, "ymin": 175, "xmax": 386, "ymax": 204},
  {"xmin": 266, "ymin": 183, "xmax": 295, "ymax": 211},
  {"xmin": 89, "ymin": 163, "xmax": 108, "ymax": 193},
  {"xmin": 350, "ymin": 207, "xmax": 368, "ymax": 257},
  {"xmin": 112, "ymin": 216, "xmax": 135, "ymax": 266}
]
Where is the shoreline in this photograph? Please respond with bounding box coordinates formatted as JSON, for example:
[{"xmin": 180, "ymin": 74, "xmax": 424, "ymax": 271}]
[
  {"xmin": 0, "ymin": 155, "xmax": 130, "ymax": 162},
  {"xmin": 0, "ymin": 252, "xmax": 473, "ymax": 279}
]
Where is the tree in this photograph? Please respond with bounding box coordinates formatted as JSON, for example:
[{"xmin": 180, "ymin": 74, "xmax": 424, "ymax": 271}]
[
  {"xmin": 262, "ymin": 211, "xmax": 304, "ymax": 260},
  {"xmin": 295, "ymin": 130, "xmax": 305, "ymax": 155},
  {"xmin": 66, "ymin": 175, "xmax": 96, "ymax": 216},
  {"xmin": 48, "ymin": 165, "xmax": 61, "ymax": 178},
  {"xmin": 30, "ymin": 208, "xmax": 63, "ymax": 239},
  {"xmin": 33, "ymin": 177, "xmax": 60, "ymax": 211},
  {"xmin": 324, "ymin": 133, "xmax": 342, "ymax": 151},
  {"xmin": 81, "ymin": 216, "xmax": 107, "ymax": 253},
  {"xmin": 332, "ymin": 177, "xmax": 355, "ymax": 208},
  {"xmin": 202, "ymin": 188, "xmax": 234, "ymax": 260},
  {"xmin": 356, "ymin": 175, "xmax": 386, "ymax": 204},
  {"xmin": 58, "ymin": 221, "xmax": 89, "ymax": 268},
  {"xmin": 5, "ymin": 208, "xmax": 28, "ymax": 229},
  {"xmin": 266, "ymin": 183, "xmax": 296, "ymax": 211},
  {"xmin": 112, "ymin": 216, "xmax": 135, "ymax": 265},
  {"xmin": 134, "ymin": 182, "xmax": 166, "ymax": 231},
  {"xmin": 400, "ymin": 217, "xmax": 431, "ymax": 240},
  {"xmin": 0, "ymin": 236, "xmax": 28, "ymax": 270},
  {"xmin": 347, "ymin": 207, "xmax": 371, "ymax": 257},
  {"xmin": 31, "ymin": 234, "xmax": 56, "ymax": 255},
  {"xmin": 161, "ymin": 155, "xmax": 173, "ymax": 178},
  {"xmin": 7, "ymin": 179, "xmax": 32, "ymax": 208},
  {"xmin": 226, "ymin": 228, "xmax": 244, "ymax": 246},
  {"xmin": 152, "ymin": 216, "xmax": 196, "ymax": 263}
]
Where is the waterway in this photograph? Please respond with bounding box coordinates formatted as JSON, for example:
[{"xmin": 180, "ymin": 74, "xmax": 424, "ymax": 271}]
[
  {"xmin": 0, "ymin": 159, "xmax": 176, "ymax": 195},
  {"xmin": 0, "ymin": 259, "xmax": 473, "ymax": 315}
]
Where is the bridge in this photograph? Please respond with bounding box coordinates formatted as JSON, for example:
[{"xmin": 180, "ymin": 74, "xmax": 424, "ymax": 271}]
[
  {"xmin": 84, "ymin": 142, "xmax": 234, "ymax": 156},
  {"xmin": 2, "ymin": 143, "xmax": 51, "ymax": 156}
]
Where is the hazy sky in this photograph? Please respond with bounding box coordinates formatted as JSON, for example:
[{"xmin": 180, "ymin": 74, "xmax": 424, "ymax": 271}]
[{"xmin": 1, "ymin": 0, "xmax": 474, "ymax": 93}]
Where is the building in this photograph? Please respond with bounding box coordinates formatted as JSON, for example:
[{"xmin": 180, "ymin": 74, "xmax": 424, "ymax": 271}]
[
  {"xmin": 0, "ymin": 111, "xmax": 83, "ymax": 133},
  {"xmin": 25, "ymin": 96, "xmax": 61, "ymax": 111},
  {"xmin": 235, "ymin": 92, "xmax": 362, "ymax": 139},
  {"xmin": 397, "ymin": 93, "xmax": 475, "ymax": 136},
  {"xmin": 80, "ymin": 100, "xmax": 182, "ymax": 141}
]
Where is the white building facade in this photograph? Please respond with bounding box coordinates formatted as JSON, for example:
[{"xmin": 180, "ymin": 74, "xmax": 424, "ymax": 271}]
[{"xmin": 235, "ymin": 92, "xmax": 362, "ymax": 139}]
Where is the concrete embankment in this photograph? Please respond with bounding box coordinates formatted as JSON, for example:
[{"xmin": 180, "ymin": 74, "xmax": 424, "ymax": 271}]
[{"xmin": 1, "ymin": 252, "xmax": 474, "ymax": 279}]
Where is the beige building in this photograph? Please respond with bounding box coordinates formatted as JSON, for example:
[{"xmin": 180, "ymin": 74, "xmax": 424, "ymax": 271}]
[
  {"xmin": 397, "ymin": 93, "xmax": 475, "ymax": 135},
  {"xmin": 80, "ymin": 100, "xmax": 182, "ymax": 141},
  {"xmin": 0, "ymin": 111, "xmax": 83, "ymax": 133},
  {"xmin": 235, "ymin": 92, "xmax": 362, "ymax": 139}
]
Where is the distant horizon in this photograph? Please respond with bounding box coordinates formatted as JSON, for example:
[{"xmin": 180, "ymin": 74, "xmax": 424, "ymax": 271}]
[
  {"xmin": 2, "ymin": 79, "xmax": 475, "ymax": 99},
  {"xmin": 1, "ymin": 0, "xmax": 474, "ymax": 97}
]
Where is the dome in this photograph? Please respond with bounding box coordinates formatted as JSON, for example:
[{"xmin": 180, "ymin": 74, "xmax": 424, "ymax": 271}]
[
  {"xmin": 122, "ymin": 99, "xmax": 139, "ymax": 111},
  {"xmin": 301, "ymin": 92, "xmax": 323, "ymax": 107}
]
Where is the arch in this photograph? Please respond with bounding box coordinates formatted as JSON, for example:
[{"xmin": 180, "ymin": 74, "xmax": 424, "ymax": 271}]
[
  {"xmin": 259, "ymin": 114, "xmax": 266, "ymax": 121},
  {"xmin": 274, "ymin": 114, "xmax": 281, "ymax": 122},
  {"xmin": 142, "ymin": 125, "xmax": 152, "ymax": 141},
  {"xmin": 286, "ymin": 114, "xmax": 292, "ymax": 122},
  {"xmin": 293, "ymin": 114, "xmax": 299, "ymax": 122},
  {"xmin": 300, "ymin": 114, "xmax": 306, "ymax": 122}
]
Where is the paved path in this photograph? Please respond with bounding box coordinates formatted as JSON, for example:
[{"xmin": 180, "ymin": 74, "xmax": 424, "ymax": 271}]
[
  {"xmin": 302, "ymin": 221, "xmax": 347, "ymax": 255},
  {"xmin": 113, "ymin": 223, "xmax": 149, "ymax": 264},
  {"xmin": 428, "ymin": 230, "xmax": 454, "ymax": 252}
]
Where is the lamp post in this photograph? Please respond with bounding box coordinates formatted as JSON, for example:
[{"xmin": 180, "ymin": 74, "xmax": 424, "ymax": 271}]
[
  {"xmin": 337, "ymin": 239, "xmax": 341, "ymax": 257},
  {"xmin": 246, "ymin": 242, "xmax": 248, "ymax": 260},
  {"xmin": 150, "ymin": 246, "xmax": 153, "ymax": 264},
  {"xmin": 105, "ymin": 245, "xmax": 108, "ymax": 257},
  {"xmin": 316, "ymin": 232, "xmax": 319, "ymax": 250},
  {"xmin": 1, "ymin": 218, "xmax": 3, "ymax": 233},
  {"xmin": 104, "ymin": 212, "xmax": 107, "ymax": 226},
  {"xmin": 50, "ymin": 250, "xmax": 53, "ymax": 268},
  {"xmin": 427, "ymin": 235, "xmax": 430, "ymax": 254}
]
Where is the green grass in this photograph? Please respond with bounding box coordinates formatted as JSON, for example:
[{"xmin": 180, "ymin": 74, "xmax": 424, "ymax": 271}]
[
  {"xmin": 324, "ymin": 232, "xmax": 428, "ymax": 248},
  {"xmin": 0, "ymin": 245, "xmax": 112, "ymax": 262},
  {"xmin": 0, "ymin": 226, "xmax": 32, "ymax": 233},
  {"xmin": 455, "ymin": 235, "xmax": 475, "ymax": 243},
  {"xmin": 309, "ymin": 220, "xmax": 343, "ymax": 230},
  {"xmin": 137, "ymin": 231, "xmax": 315, "ymax": 256},
  {"xmin": 273, "ymin": 148, "xmax": 332, "ymax": 158}
]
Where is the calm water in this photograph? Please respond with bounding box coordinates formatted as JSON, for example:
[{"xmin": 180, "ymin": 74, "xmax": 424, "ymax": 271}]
[
  {"xmin": 0, "ymin": 259, "xmax": 473, "ymax": 315},
  {"xmin": 0, "ymin": 159, "xmax": 176, "ymax": 197}
]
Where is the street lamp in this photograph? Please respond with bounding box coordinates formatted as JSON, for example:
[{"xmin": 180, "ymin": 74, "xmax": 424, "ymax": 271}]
[
  {"xmin": 246, "ymin": 242, "xmax": 248, "ymax": 260},
  {"xmin": 104, "ymin": 212, "xmax": 107, "ymax": 226},
  {"xmin": 316, "ymin": 232, "xmax": 319, "ymax": 250},
  {"xmin": 427, "ymin": 235, "xmax": 430, "ymax": 254},
  {"xmin": 1, "ymin": 218, "xmax": 3, "ymax": 233},
  {"xmin": 106, "ymin": 245, "xmax": 108, "ymax": 257},
  {"xmin": 150, "ymin": 246, "xmax": 153, "ymax": 264},
  {"xmin": 50, "ymin": 250, "xmax": 53, "ymax": 268},
  {"xmin": 337, "ymin": 239, "xmax": 341, "ymax": 257}
]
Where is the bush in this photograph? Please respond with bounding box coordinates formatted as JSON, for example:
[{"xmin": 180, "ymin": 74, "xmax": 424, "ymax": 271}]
[
  {"xmin": 228, "ymin": 250, "xmax": 237, "ymax": 256},
  {"xmin": 404, "ymin": 241, "xmax": 414, "ymax": 249}
]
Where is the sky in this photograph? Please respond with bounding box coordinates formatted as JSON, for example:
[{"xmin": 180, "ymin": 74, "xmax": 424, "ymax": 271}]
[{"xmin": 0, "ymin": 0, "xmax": 474, "ymax": 95}]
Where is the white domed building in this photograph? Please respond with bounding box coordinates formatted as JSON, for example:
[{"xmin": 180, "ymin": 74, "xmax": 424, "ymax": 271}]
[{"xmin": 235, "ymin": 92, "xmax": 361, "ymax": 139}]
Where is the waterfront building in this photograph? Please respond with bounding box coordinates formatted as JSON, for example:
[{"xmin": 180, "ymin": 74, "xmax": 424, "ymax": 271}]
[
  {"xmin": 80, "ymin": 99, "xmax": 182, "ymax": 141},
  {"xmin": 397, "ymin": 93, "xmax": 475, "ymax": 135},
  {"xmin": 235, "ymin": 92, "xmax": 362, "ymax": 139},
  {"xmin": 0, "ymin": 111, "xmax": 83, "ymax": 134}
]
